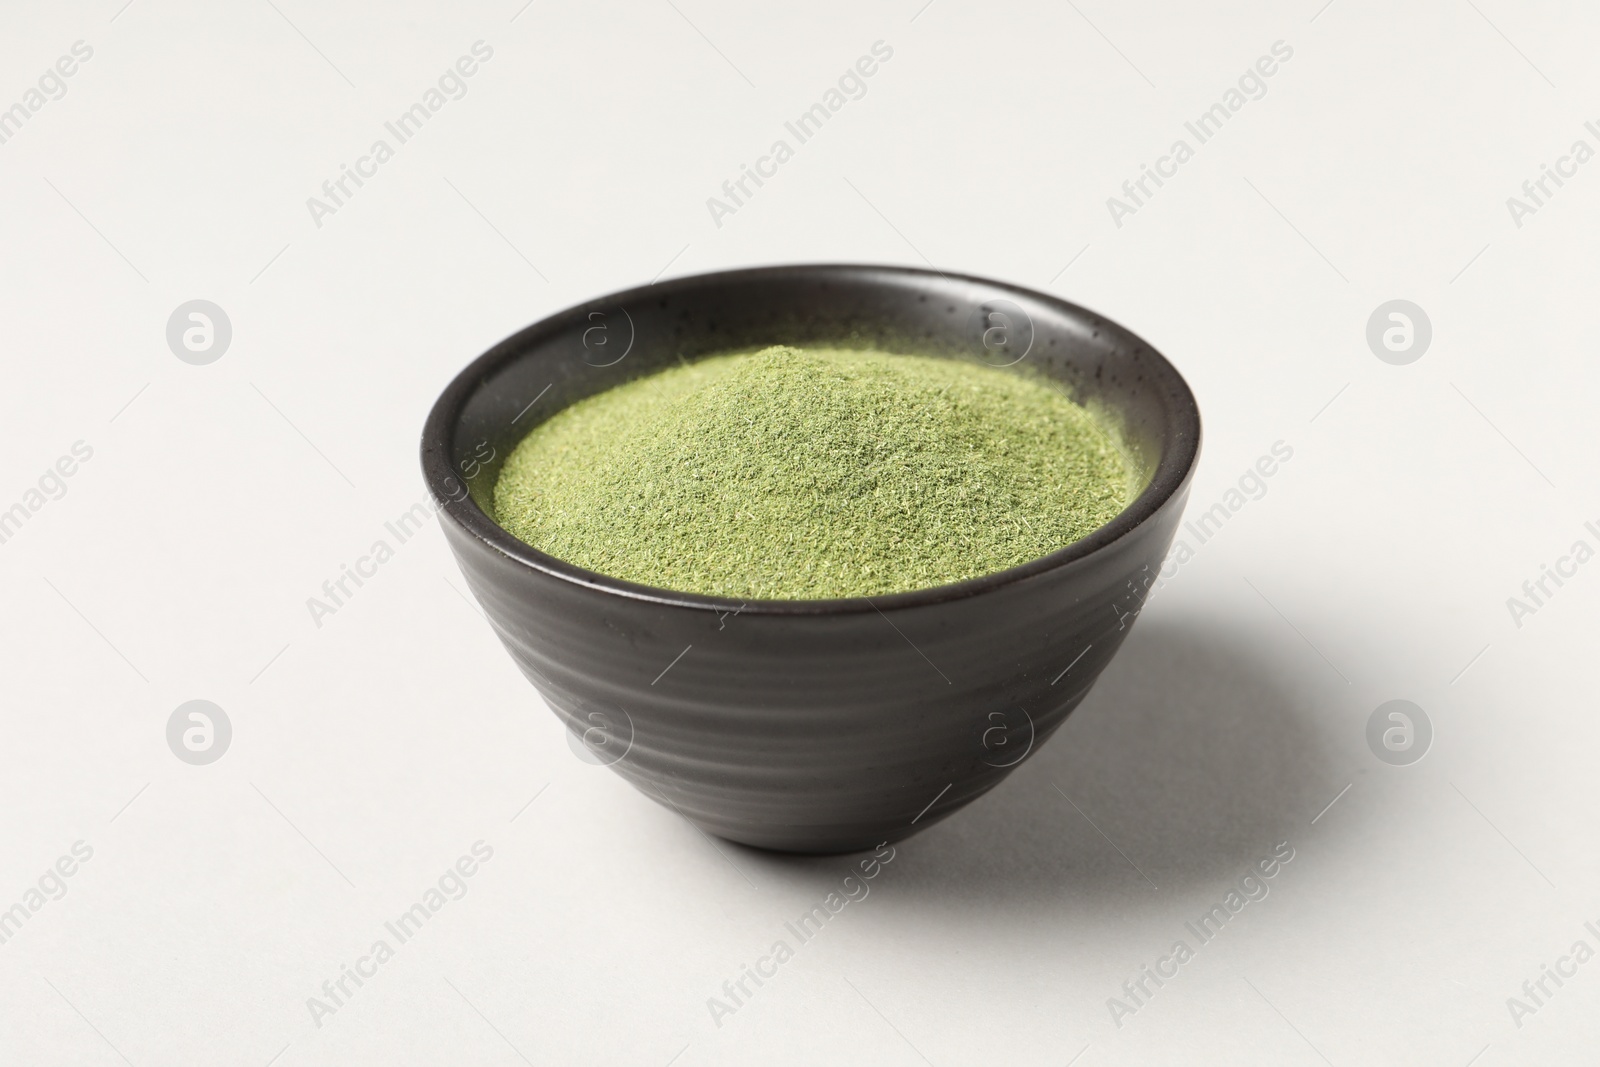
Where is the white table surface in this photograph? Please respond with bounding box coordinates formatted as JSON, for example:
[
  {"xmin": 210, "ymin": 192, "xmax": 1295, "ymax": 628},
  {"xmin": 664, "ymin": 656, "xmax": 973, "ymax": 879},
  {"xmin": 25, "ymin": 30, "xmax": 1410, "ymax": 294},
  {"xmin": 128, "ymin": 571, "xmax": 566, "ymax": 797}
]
[{"xmin": 3, "ymin": 1, "xmax": 1597, "ymax": 1063}]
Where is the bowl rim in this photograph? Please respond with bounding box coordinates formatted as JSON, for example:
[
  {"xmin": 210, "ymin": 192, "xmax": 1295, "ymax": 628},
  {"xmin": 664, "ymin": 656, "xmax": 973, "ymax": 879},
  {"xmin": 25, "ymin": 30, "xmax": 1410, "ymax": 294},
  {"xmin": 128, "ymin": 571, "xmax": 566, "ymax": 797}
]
[{"xmin": 421, "ymin": 262, "xmax": 1201, "ymax": 616}]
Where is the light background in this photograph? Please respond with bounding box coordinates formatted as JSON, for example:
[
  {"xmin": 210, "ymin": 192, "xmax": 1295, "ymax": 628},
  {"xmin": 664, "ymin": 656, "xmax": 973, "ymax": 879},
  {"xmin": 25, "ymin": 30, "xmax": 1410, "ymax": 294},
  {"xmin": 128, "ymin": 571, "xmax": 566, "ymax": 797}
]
[{"xmin": 1, "ymin": 0, "xmax": 1596, "ymax": 1063}]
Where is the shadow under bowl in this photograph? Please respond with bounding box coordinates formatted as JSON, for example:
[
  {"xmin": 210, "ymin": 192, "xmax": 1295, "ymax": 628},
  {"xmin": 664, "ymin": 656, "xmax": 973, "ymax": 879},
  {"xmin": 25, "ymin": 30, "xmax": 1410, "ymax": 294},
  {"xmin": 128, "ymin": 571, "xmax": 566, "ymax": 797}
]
[{"xmin": 421, "ymin": 264, "xmax": 1200, "ymax": 854}]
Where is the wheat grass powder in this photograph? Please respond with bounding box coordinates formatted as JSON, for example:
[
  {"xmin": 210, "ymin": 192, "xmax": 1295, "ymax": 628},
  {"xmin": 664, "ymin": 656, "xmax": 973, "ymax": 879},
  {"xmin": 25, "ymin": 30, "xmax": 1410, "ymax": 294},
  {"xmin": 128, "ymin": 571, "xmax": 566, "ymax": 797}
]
[{"xmin": 492, "ymin": 345, "xmax": 1138, "ymax": 600}]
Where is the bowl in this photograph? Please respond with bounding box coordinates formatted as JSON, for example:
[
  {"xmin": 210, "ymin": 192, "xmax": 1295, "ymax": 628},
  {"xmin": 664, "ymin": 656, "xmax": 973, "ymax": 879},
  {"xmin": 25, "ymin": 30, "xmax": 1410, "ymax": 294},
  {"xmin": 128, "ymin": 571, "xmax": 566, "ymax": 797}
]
[{"xmin": 421, "ymin": 264, "xmax": 1200, "ymax": 854}]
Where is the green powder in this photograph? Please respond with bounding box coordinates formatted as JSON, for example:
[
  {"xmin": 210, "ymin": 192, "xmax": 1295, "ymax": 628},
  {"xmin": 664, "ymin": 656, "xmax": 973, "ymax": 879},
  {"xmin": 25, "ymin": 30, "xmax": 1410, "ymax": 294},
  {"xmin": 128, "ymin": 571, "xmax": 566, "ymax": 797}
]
[{"xmin": 493, "ymin": 345, "xmax": 1138, "ymax": 600}]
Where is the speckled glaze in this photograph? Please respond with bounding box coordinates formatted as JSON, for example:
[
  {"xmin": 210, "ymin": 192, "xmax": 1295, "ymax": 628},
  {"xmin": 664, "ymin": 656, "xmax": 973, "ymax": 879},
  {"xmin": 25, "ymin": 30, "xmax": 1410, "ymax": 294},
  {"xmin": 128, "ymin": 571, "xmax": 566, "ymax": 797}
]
[{"xmin": 422, "ymin": 264, "xmax": 1200, "ymax": 854}]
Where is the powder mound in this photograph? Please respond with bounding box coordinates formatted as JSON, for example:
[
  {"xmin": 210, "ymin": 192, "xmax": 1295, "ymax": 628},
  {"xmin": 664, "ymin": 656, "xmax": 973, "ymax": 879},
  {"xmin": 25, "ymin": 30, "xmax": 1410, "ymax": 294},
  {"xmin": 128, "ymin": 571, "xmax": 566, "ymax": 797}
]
[{"xmin": 493, "ymin": 345, "xmax": 1137, "ymax": 600}]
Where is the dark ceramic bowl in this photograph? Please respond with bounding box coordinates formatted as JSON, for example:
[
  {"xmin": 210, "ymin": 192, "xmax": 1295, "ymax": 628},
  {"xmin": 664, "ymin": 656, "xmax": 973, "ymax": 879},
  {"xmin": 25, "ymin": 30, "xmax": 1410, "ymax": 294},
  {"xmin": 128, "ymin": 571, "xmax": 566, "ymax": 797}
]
[{"xmin": 422, "ymin": 264, "xmax": 1199, "ymax": 854}]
